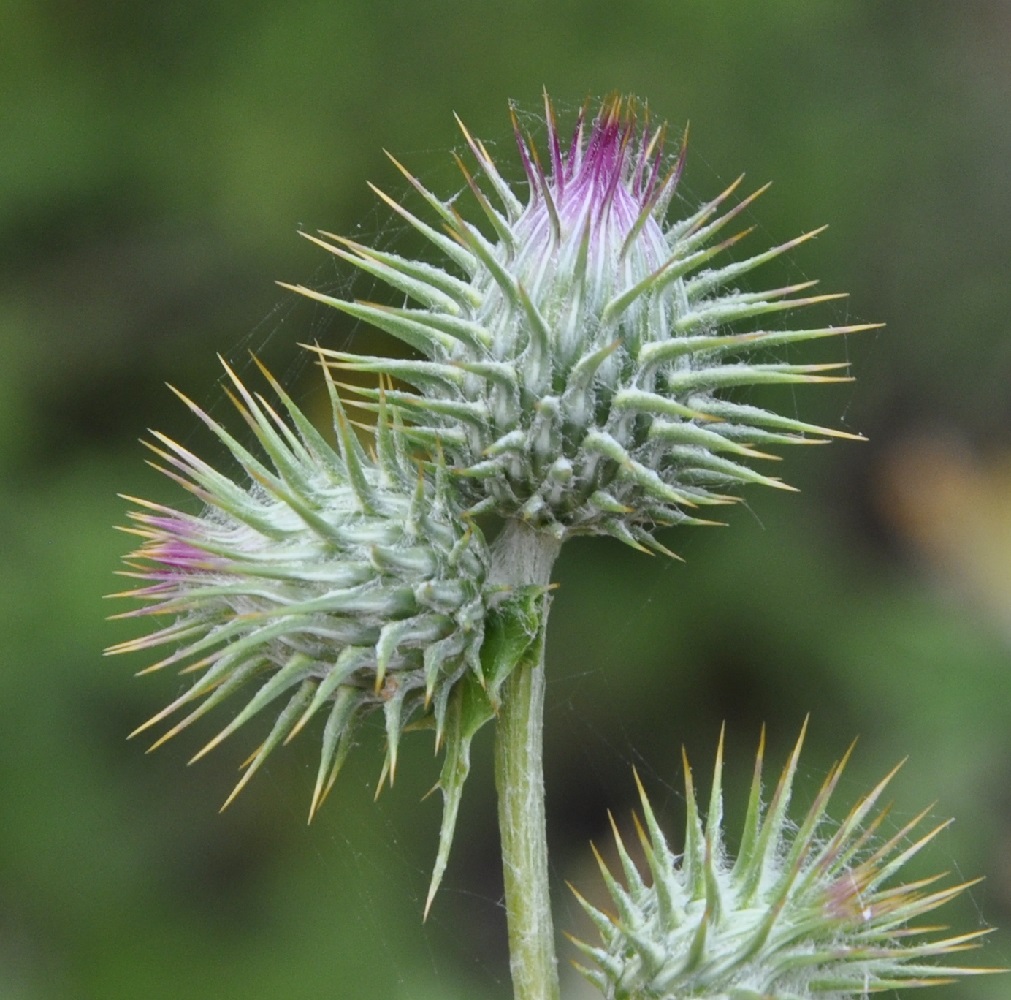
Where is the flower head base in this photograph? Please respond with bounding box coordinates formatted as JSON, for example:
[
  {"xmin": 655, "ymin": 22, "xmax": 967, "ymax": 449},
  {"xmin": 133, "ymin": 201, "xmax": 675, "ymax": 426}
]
[
  {"xmin": 107, "ymin": 359, "xmax": 491, "ymax": 860},
  {"xmin": 570, "ymin": 725, "xmax": 992, "ymax": 999},
  {"xmin": 284, "ymin": 93, "xmax": 876, "ymax": 552}
]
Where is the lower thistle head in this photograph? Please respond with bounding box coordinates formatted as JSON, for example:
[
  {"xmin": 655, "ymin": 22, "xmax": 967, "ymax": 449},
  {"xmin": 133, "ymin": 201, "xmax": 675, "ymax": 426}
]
[{"xmin": 569, "ymin": 725, "xmax": 995, "ymax": 1000}]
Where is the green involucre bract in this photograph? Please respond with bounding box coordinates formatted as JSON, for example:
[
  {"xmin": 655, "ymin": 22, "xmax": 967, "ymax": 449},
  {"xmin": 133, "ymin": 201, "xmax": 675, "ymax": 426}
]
[
  {"xmin": 570, "ymin": 726, "xmax": 991, "ymax": 1000},
  {"xmin": 108, "ymin": 358, "xmax": 489, "ymax": 834},
  {"xmin": 284, "ymin": 93, "xmax": 875, "ymax": 553}
]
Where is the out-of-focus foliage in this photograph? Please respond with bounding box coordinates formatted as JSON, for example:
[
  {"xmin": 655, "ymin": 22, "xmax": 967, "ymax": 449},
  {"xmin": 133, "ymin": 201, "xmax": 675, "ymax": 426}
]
[{"xmin": 2, "ymin": 2, "xmax": 1008, "ymax": 998}]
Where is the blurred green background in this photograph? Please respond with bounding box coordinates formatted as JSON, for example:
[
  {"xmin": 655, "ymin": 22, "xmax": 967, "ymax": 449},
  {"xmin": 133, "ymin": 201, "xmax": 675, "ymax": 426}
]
[{"xmin": 3, "ymin": 1, "xmax": 1009, "ymax": 997}]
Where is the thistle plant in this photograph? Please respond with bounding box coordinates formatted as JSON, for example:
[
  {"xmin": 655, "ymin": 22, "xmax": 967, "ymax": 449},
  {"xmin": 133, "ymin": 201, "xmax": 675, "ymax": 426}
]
[{"xmin": 109, "ymin": 93, "xmax": 996, "ymax": 1000}]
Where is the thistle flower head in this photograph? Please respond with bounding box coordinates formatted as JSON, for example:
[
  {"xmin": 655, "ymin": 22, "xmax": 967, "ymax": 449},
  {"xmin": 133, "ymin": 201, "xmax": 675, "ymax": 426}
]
[
  {"xmin": 108, "ymin": 358, "xmax": 490, "ymax": 833},
  {"xmin": 570, "ymin": 725, "xmax": 992, "ymax": 999},
  {"xmin": 285, "ymin": 93, "xmax": 875, "ymax": 552}
]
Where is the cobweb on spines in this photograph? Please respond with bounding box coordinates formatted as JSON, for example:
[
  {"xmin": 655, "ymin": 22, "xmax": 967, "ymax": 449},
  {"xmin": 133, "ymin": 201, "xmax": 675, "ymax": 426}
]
[
  {"xmin": 171, "ymin": 149, "xmax": 444, "ymax": 472},
  {"xmin": 228, "ymin": 198, "xmax": 403, "ymax": 386}
]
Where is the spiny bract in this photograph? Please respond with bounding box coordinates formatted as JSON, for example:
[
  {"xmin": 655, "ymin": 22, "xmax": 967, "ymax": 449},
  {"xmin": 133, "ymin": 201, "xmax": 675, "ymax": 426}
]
[
  {"xmin": 570, "ymin": 726, "xmax": 991, "ymax": 999},
  {"xmin": 284, "ymin": 93, "xmax": 875, "ymax": 554},
  {"xmin": 107, "ymin": 358, "xmax": 490, "ymax": 848}
]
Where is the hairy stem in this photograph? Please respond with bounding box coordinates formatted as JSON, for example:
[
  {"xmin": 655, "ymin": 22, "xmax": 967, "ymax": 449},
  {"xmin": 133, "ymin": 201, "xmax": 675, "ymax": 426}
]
[{"xmin": 491, "ymin": 520, "xmax": 562, "ymax": 1000}]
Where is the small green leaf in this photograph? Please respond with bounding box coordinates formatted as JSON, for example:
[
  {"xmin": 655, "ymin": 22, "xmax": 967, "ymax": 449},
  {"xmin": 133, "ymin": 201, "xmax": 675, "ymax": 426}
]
[
  {"xmin": 424, "ymin": 587, "xmax": 545, "ymax": 915},
  {"xmin": 425, "ymin": 673, "xmax": 495, "ymax": 918}
]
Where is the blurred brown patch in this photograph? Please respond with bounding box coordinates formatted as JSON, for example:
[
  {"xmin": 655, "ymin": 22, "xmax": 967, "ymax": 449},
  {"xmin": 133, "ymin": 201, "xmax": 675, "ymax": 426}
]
[{"xmin": 875, "ymin": 433, "xmax": 1011, "ymax": 637}]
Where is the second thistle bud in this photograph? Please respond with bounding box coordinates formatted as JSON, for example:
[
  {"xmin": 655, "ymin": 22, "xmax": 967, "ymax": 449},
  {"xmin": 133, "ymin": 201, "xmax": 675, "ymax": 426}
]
[{"xmin": 108, "ymin": 359, "xmax": 491, "ymax": 895}]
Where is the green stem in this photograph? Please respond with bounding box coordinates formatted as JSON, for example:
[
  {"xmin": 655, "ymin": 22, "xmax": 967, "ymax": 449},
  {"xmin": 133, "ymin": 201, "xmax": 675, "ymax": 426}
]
[{"xmin": 490, "ymin": 520, "xmax": 562, "ymax": 1000}]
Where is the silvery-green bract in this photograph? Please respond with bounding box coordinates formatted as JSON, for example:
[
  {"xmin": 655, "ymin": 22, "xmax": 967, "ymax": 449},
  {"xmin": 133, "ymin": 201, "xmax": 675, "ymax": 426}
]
[{"xmin": 285, "ymin": 94, "xmax": 875, "ymax": 552}]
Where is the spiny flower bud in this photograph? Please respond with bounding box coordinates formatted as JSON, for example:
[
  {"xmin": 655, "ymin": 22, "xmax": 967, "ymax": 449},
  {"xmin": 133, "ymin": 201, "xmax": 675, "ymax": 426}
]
[
  {"xmin": 283, "ymin": 93, "xmax": 877, "ymax": 553},
  {"xmin": 570, "ymin": 725, "xmax": 992, "ymax": 999},
  {"xmin": 107, "ymin": 358, "xmax": 489, "ymax": 847}
]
